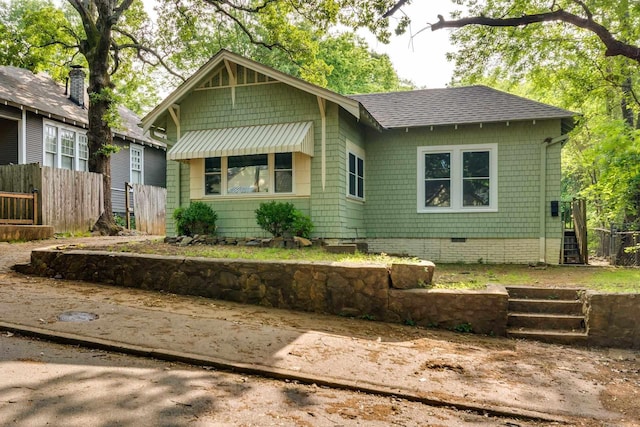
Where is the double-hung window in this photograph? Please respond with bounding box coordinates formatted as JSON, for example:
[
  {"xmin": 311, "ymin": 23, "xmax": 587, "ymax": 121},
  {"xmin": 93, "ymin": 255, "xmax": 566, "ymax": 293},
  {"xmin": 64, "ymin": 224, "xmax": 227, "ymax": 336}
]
[
  {"xmin": 204, "ymin": 153, "xmax": 294, "ymax": 196},
  {"xmin": 418, "ymin": 144, "xmax": 497, "ymax": 212},
  {"xmin": 130, "ymin": 145, "xmax": 144, "ymax": 184},
  {"xmin": 60, "ymin": 129, "xmax": 75, "ymax": 170},
  {"xmin": 346, "ymin": 142, "xmax": 365, "ymax": 200},
  {"xmin": 78, "ymin": 134, "xmax": 89, "ymax": 171},
  {"xmin": 44, "ymin": 125, "xmax": 58, "ymax": 167}
]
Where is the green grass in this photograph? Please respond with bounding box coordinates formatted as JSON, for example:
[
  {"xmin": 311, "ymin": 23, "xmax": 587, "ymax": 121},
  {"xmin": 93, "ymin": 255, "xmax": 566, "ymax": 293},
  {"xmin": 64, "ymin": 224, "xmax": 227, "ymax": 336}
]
[
  {"xmin": 432, "ymin": 263, "xmax": 640, "ymax": 293},
  {"xmin": 101, "ymin": 240, "xmax": 421, "ymax": 265},
  {"xmin": 95, "ymin": 240, "xmax": 640, "ymax": 293}
]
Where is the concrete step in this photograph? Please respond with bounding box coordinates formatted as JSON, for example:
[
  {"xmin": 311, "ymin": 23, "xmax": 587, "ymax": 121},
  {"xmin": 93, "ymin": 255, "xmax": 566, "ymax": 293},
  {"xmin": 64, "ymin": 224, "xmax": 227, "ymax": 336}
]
[
  {"xmin": 505, "ymin": 286, "xmax": 583, "ymax": 300},
  {"xmin": 508, "ymin": 298, "xmax": 584, "ymax": 315},
  {"xmin": 507, "ymin": 313, "xmax": 585, "ymax": 330},
  {"xmin": 507, "ymin": 328, "xmax": 588, "ymax": 346}
]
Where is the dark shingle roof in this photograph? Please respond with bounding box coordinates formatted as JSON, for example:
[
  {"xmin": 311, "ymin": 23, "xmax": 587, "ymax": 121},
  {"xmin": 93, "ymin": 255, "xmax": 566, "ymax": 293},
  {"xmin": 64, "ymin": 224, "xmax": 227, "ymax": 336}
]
[
  {"xmin": 349, "ymin": 85, "xmax": 576, "ymax": 129},
  {"xmin": 0, "ymin": 66, "xmax": 159, "ymax": 147}
]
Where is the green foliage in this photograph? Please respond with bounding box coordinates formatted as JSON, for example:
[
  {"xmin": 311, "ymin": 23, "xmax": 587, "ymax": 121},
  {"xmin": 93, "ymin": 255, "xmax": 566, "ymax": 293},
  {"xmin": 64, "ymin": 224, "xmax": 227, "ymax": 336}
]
[
  {"xmin": 154, "ymin": 1, "xmax": 410, "ymax": 95},
  {"xmin": 173, "ymin": 202, "xmax": 218, "ymax": 236},
  {"xmin": 255, "ymin": 201, "xmax": 313, "ymax": 238},
  {"xmin": 95, "ymin": 143, "xmax": 120, "ymax": 157},
  {"xmin": 453, "ymin": 323, "xmax": 473, "ymax": 333},
  {"xmin": 89, "ymin": 87, "xmax": 123, "ymax": 130},
  {"xmin": 292, "ymin": 210, "xmax": 314, "ymax": 239}
]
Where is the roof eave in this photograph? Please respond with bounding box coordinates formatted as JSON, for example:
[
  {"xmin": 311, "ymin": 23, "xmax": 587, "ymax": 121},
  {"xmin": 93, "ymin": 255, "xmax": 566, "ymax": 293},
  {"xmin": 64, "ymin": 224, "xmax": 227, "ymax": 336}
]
[{"xmin": 383, "ymin": 115, "xmax": 578, "ymax": 130}]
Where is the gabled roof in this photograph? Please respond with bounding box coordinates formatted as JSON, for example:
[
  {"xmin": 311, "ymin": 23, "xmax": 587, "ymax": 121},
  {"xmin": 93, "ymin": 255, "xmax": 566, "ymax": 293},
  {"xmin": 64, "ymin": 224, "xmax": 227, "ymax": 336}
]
[
  {"xmin": 141, "ymin": 49, "xmax": 365, "ymax": 131},
  {"xmin": 0, "ymin": 66, "xmax": 161, "ymax": 148},
  {"xmin": 350, "ymin": 86, "xmax": 576, "ymax": 130}
]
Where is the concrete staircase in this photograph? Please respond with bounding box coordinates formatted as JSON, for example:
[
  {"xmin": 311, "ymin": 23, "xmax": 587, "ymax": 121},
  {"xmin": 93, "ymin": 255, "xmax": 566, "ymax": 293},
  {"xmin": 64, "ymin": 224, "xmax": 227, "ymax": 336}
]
[{"xmin": 506, "ymin": 286, "xmax": 588, "ymax": 345}]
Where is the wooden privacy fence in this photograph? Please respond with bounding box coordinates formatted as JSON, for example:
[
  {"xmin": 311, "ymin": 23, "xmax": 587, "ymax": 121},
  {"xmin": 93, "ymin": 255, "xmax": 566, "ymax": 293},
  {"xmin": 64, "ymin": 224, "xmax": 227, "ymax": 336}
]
[
  {"xmin": 0, "ymin": 163, "xmax": 103, "ymax": 233},
  {"xmin": 124, "ymin": 183, "xmax": 166, "ymax": 235},
  {"xmin": 0, "ymin": 190, "xmax": 38, "ymax": 225}
]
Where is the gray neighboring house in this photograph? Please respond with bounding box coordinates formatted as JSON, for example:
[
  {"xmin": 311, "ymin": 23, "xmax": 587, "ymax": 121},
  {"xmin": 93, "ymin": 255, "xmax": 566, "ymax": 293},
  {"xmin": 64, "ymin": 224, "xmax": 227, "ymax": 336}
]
[{"xmin": 0, "ymin": 66, "xmax": 166, "ymax": 215}]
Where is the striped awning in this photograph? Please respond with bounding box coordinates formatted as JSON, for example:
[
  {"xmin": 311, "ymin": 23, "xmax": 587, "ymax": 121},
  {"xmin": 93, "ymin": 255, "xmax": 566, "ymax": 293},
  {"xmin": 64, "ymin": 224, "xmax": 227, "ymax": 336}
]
[{"xmin": 168, "ymin": 121, "xmax": 314, "ymax": 160}]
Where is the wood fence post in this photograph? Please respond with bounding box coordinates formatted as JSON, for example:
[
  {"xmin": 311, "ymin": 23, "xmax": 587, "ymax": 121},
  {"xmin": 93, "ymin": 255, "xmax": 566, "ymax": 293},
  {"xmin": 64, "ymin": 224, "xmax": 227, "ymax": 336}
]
[
  {"xmin": 31, "ymin": 189, "xmax": 38, "ymax": 225},
  {"xmin": 124, "ymin": 182, "xmax": 131, "ymax": 229}
]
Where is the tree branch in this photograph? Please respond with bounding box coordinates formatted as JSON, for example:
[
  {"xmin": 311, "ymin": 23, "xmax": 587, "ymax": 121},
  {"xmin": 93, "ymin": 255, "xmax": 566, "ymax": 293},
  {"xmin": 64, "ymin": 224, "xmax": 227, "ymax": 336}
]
[
  {"xmin": 431, "ymin": 9, "xmax": 640, "ymax": 64},
  {"xmin": 202, "ymin": 0, "xmax": 283, "ymax": 51},
  {"xmin": 382, "ymin": 0, "xmax": 409, "ymax": 19},
  {"xmin": 112, "ymin": 27, "xmax": 186, "ymax": 81}
]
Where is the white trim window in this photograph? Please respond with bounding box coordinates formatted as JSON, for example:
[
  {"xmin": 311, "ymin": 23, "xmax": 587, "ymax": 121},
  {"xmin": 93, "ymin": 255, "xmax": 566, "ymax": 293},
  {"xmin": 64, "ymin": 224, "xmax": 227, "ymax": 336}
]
[
  {"xmin": 60, "ymin": 129, "xmax": 75, "ymax": 170},
  {"xmin": 417, "ymin": 143, "xmax": 497, "ymax": 213},
  {"xmin": 346, "ymin": 141, "xmax": 365, "ymax": 200},
  {"xmin": 204, "ymin": 153, "xmax": 294, "ymax": 196},
  {"xmin": 78, "ymin": 134, "xmax": 89, "ymax": 171},
  {"xmin": 130, "ymin": 144, "xmax": 144, "ymax": 184},
  {"xmin": 44, "ymin": 124, "xmax": 58, "ymax": 168},
  {"xmin": 42, "ymin": 120, "xmax": 88, "ymax": 171}
]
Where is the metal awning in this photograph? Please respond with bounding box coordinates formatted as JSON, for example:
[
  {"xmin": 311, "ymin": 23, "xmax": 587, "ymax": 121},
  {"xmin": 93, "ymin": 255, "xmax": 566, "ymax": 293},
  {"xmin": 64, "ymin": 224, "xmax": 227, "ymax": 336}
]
[{"xmin": 168, "ymin": 121, "xmax": 314, "ymax": 160}]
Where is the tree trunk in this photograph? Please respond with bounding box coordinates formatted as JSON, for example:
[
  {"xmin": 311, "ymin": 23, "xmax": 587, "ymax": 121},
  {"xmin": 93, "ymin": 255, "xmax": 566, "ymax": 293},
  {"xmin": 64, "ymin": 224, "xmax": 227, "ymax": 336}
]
[{"xmin": 84, "ymin": 3, "xmax": 121, "ymax": 236}]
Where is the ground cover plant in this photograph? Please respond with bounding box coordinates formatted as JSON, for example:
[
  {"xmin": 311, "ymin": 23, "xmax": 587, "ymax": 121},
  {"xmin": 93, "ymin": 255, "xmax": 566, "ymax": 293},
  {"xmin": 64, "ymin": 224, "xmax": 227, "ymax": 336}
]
[{"xmin": 87, "ymin": 239, "xmax": 640, "ymax": 293}]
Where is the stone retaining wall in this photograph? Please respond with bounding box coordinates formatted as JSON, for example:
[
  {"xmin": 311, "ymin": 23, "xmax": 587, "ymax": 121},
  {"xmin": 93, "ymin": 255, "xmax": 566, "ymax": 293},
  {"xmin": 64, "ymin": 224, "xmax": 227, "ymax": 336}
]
[
  {"xmin": 26, "ymin": 249, "xmax": 508, "ymax": 335},
  {"xmin": 584, "ymin": 291, "xmax": 640, "ymax": 349}
]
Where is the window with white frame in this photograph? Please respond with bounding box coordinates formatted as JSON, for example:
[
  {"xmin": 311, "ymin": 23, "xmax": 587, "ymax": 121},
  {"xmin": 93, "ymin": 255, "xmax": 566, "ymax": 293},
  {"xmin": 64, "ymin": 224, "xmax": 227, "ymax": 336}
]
[
  {"xmin": 346, "ymin": 142, "xmax": 365, "ymax": 200},
  {"xmin": 44, "ymin": 125, "xmax": 58, "ymax": 167},
  {"xmin": 417, "ymin": 144, "xmax": 497, "ymax": 212},
  {"xmin": 60, "ymin": 129, "xmax": 75, "ymax": 170},
  {"xmin": 78, "ymin": 134, "xmax": 89, "ymax": 171},
  {"xmin": 204, "ymin": 153, "xmax": 294, "ymax": 196},
  {"xmin": 130, "ymin": 145, "xmax": 143, "ymax": 184},
  {"xmin": 43, "ymin": 120, "xmax": 88, "ymax": 171}
]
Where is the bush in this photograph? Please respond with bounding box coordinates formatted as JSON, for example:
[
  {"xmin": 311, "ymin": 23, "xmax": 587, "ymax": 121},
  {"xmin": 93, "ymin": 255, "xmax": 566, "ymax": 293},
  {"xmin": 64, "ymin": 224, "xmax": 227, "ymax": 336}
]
[
  {"xmin": 255, "ymin": 201, "xmax": 313, "ymax": 238},
  {"xmin": 292, "ymin": 210, "xmax": 313, "ymax": 238},
  {"xmin": 173, "ymin": 202, "xmax": 218, "ymax": 236}
]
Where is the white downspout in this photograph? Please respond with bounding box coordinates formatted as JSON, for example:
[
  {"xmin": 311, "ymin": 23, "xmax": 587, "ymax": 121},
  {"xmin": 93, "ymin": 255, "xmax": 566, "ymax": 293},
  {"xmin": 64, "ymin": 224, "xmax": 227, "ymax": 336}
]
[{"xmin": 540, "ymin": 134, "xmax": 569, "ymax": 263}]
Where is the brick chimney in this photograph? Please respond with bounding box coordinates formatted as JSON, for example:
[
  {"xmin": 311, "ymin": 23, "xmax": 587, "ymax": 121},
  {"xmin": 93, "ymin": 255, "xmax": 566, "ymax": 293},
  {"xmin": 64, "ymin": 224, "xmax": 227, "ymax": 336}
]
[{"xmin": 69, "ymin": 65, "xmax": 85, "ymax": 107}]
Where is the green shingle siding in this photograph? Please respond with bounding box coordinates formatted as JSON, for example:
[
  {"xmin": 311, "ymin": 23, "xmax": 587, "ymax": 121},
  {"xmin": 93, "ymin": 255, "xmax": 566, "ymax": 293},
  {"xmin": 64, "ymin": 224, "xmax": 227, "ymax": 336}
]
[{"xmin": 364, "ymin": 121, "xmax": 562, "ymax": 240}]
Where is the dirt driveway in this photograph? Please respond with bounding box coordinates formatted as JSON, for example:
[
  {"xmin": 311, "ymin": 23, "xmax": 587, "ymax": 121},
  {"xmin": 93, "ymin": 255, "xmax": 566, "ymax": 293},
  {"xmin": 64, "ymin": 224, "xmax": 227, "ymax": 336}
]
[{"xmin": 1, "ymin": 236, "xmax": 640, "ymax": 425}]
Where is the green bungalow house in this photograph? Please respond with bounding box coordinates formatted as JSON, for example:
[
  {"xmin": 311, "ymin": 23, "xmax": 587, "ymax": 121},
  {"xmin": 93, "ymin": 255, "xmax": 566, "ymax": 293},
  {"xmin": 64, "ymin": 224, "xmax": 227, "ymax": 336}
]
[{"xmin": 142, "ymin": 50, "xmax": 576, "ymax": 264}]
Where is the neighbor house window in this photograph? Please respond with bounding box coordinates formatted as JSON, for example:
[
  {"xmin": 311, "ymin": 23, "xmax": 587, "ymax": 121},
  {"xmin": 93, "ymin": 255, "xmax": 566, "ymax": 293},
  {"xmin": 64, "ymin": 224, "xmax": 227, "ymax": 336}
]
[
  {"xmin": 60, "ymin": 129, "xmax": 75, "ymax": 170},
  {"xmin": 204, "ymin": 153, "xmax": 294, "ymax": 196},
  {"xmin": 130, "ymin": 145, "xmax": 143, "ymax": 184},
  {"xmin": 417, "ymin": 144, "xmax": 497, "ymax": 212},
  {"xmin": 78, "ymin": 134, "xmax": 89, "ymax": 171},
  {"xmin": 346, "ymin": 141, "xmax": 365, "ymax": 200},
  {"xmin": 43, "ymin": 120, "xmax": 88, "ymax": 171},
  {"xmin": 44, "ymin": 125, "xmax": 58, "ymax": 167}
]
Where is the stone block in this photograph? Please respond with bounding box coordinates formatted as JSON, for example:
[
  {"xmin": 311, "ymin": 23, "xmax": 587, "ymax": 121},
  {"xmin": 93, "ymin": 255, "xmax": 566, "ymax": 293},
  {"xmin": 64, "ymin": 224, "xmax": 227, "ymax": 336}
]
[
  {"xmin": 389, "ymin": 261, "xmax": 435, "ymax": 289},
  {"xmin": 324, "ymin": 244, "xmax": 357, "ymax": 254}
]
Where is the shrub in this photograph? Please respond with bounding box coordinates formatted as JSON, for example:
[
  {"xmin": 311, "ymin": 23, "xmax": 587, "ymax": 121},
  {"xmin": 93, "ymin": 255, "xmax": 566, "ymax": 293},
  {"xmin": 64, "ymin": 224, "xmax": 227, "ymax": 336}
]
[
  {"xmin": 292, "ymin": 210, "xmax": 313, "ymax": 238},
  {"xmin": 255, "ymin": 201, "xmax": 295, "ymax": 237},
  {"xmin": 173, "ymin": 202, "xmax": 218, "ymax": 236},
  {"xmin": 255, "ymin": 201, "xmax": 314, "ymax": 238}
]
